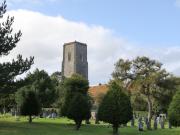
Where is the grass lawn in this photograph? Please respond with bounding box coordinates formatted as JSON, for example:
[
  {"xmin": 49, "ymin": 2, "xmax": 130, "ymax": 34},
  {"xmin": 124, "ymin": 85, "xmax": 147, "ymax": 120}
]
[{"xmin": 0, "ymin": 115, "xmax": 180, "ymax": 135}]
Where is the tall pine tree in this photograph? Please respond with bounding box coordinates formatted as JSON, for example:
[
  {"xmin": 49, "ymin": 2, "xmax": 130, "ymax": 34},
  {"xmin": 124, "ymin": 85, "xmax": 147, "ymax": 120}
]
[{"xmin": 0, "ymin": 0, "xmax": 34, "ymax": 93}]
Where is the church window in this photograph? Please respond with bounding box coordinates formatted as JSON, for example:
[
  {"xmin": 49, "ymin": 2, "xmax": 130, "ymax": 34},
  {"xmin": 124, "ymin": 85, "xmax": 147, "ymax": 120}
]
[
  {"xmin": 68, "ymin": 52, "xmax": 71, "ymax": 61},
  {"xmin": 80, "ymin": 54, "xmax": 83, "ymax": 62}
]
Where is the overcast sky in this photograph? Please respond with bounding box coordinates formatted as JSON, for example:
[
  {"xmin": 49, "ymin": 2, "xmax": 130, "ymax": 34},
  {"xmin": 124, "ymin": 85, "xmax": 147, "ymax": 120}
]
[{"xmin": 1, "ymin": 0, "xmax": 180, "ymax": 85}]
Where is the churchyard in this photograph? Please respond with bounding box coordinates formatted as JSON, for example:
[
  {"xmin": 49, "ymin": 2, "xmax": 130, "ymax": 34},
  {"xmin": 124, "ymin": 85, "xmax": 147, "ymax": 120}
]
[
  {"xmin": 1, "ymin": 0, "xmax": 180, "ymax": 135},
  {"xmin": 0, "ymin": 115, "xmax": 180, "ymax": 135}
]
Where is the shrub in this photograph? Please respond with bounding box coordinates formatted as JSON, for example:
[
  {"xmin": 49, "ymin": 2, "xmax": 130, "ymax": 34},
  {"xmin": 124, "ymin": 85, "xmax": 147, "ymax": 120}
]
[
  {"xmin": 67, "ymin": 93, "xmax": 91, "ymax": 130},
  {"xmin": 16, "ymin": 87, "xmax": 41, "ymax": 123},
  {"xmin": 61, "ymin": 74, "xmax": 91, "ymax": 130},
  {"xmin": 98, "ymin": 81, "xmax": 133, "ymax": 135},
  {"xmin": 168, "ymin": 90, "xmax": 180, "ymax": 127}
]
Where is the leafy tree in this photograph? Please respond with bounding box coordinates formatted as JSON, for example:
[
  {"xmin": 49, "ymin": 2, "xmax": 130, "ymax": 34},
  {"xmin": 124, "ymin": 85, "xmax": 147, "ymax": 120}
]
[
  {"xmin": 50, "ymin": 71, "xmax": 64, "ymax": 108},
  {"xmin": 51, "ymin": 71, "xmax": 62, "ymax": 85},
  {"xmin": 131, "ymin": 93, "xmax": 147, "ymax": 111},
  {"xmin": 0, "ymin": 93, "xmax": 15, "ymax": 112},
  {"xmin": 25, "ymin": 69, "xmax": 56, "ymax": 107},
  {"xmin": 153, "ymin": 77, "xmax": 179, "ymax": 113},
  {"xmin": 98, "ymin": 81, "xmax": 133, "ymax": 135},
  {"xmin": 168, "ymin": 89, "xmax": 180, "ymax": 127},
  {"xmin": 61, "ymin": 74, "xmax": 91, "ymax": 130},
  {"xmin": 0, "ymin": 0, "xmax": 34, "ymax": 93},
  {"xmin": 16, "ymin": 87, "xmax": 41, "ymax": 123},
  {"xmin": 54, "ymin": 80, "xmax": 66, "ymax": 110},
  {"xmin": 112, "ymin": 56, "xmax": 175, "ymax": 129}
]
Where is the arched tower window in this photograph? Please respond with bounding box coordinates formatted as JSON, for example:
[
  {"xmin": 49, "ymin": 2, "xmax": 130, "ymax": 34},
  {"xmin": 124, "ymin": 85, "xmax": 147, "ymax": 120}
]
[
  {"xmin": 80, "ymin": 54, "xmax": 83, "ymax": 62},
  {"xmin": 68, "ymin": 52, "xmax": 71, "ymax": 61}
]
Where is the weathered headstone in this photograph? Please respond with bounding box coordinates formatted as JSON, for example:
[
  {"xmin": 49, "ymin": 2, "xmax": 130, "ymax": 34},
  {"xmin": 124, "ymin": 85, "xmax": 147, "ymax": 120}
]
[
  {"xmin": 95, "ymin": 112, "xmax": 100, "ymax": 124},
  {"xmin": 144, "ymin": 116, "xmax": 148, "ymax": 129},
  {"xmin": 160, "ymin": 116, "xmax": 165, "ymax": 129},
  {"xmin": 168, "ymin": 121, "xmax": 172, "ymax": 129},
  {"xmin": 138, "ymin": 117, "xmax": 144, "ymax": 131},
  {"xmin": 131, "ymin": 117, "xmax": 135, "ymax": 127},
  {"xmin": 153, "ymin": 116, "xmax": 157, "ymax": 130}
]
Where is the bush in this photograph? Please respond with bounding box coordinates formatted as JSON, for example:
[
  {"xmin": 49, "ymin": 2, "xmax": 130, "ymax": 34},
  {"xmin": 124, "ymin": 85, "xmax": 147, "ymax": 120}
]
[
  {"xmin": 16, "ymin": 87, "xmax": 41, "ymax": 123},
  {"xmin": 67, "ymin": 93, "xmax": 91, "ymax": 130},
  {"xmin": 61, "ymin": 74, "xmax": 91, "ymax": 130},
  {"xmin": 98, "ymin": 81, "xmax": 133, "ymax": 135},
  {"xmin": 168, "ymin": 90, "xmax": 180, "ymax": 127}
]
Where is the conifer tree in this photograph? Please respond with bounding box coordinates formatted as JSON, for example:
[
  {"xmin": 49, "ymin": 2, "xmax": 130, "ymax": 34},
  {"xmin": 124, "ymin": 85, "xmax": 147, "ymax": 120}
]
[{"xmin": 0, "ymin": 0, "xmax": 34, "ymax": 93}]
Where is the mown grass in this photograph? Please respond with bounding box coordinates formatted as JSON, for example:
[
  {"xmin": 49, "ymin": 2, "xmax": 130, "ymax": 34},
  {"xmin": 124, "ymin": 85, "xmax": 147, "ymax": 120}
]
[{"xmin": 0, "ymin": 115, "xmax": 179, "ymax": 135}]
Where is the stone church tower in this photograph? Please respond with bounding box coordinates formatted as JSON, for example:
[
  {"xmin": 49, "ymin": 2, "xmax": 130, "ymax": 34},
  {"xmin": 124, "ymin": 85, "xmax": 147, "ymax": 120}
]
[{"xmin": 62, "ymin": 41, "xmax": 88, "ymax": 80}]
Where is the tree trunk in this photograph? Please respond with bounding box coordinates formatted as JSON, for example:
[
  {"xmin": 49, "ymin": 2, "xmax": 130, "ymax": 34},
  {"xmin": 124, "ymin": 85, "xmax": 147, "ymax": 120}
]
[
  {"xmin": 29, "ymin": 115, "xmax": 32, "ymax": 123},
  {"xmin": 147, "ymin": 95, "xmax": 152, "ymax": 130},
  {"xmin": 113, "ymin": 125, "xmax": 119, "ymax": 135},
  {"xmin": 75, "ymin": 120, "xmax": 82, "ymax": 130}
]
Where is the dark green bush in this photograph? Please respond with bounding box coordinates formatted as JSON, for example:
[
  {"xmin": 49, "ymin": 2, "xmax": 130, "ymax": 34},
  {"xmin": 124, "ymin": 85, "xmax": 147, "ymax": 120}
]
[{"xmin": 168, "ymin": 90, "xmax": 180, "ymax": 127}]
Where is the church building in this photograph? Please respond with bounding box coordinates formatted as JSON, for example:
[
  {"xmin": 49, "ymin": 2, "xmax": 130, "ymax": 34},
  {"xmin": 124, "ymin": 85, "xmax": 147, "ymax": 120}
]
[
  {"xmin": 62, "ymin": 41, "xmax": 88, "ymax": 80},
  {"xmin": 61, "ymin": 41, "xmax": 108, "ymax": 109}
]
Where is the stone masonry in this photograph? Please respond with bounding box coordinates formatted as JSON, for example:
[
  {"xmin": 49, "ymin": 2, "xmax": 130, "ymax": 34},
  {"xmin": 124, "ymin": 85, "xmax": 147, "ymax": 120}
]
[{"xmin": 62, "ymin": 41, "xmax": 88, "ymax": 80}]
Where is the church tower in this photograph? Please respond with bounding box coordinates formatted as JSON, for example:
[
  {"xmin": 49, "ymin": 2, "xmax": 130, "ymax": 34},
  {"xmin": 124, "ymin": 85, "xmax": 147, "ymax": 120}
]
[{"xmin": 62, "ymin": 41, "xmax": 88, "ymax": 80}]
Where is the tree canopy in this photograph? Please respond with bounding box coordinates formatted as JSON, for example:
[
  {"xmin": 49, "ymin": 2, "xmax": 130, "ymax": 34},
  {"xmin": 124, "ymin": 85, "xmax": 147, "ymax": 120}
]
[
  {"xmin": 24, "ymin": 69, "xmax": 56, "ymax": 107},
  {"xmin": 0, "ymin": 0, "xmax": 34, "ymax": 93},
  {"xmin": 112, "ymin": 56, "xmax": 176, "ymax": 129}
]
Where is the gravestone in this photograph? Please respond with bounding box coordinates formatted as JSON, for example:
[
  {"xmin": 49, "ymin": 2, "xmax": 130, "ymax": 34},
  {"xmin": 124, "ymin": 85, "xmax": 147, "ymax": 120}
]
[{"xmin": 153, "ymin": 116, "xmax": 157, "ymax": 130}]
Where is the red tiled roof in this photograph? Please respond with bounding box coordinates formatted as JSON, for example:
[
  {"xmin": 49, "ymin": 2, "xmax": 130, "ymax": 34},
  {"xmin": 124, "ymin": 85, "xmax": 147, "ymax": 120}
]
[{"xmin": 88, "ymin": 85, "xmax": 109, "ymax": 101}]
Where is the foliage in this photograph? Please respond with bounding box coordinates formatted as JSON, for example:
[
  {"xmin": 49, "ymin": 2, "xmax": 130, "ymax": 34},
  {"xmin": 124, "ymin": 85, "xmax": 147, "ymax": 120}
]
[
  {"xmin": 0, "ymin": 93, "xmax": 15, "ymax": 112},
  {"xmin": 112, "ymin": 56, "xmax": 176, "ymax": 129},
  {"xmin": 24, "ymin": 69, "xmax": 56, "ymax": 107},
  {"xmin": 61, "ymin": 74, "xmax": 89, "ymax": 115},
  {"xmin": 16, "ymin": 86, "xmax": 41, "ymax": 123},
  {"xmin": 0, "ymin": 0, "xmax": 34, "ymax": 93},
  {"xmin": 168, "ymin": 89, "xmax": 180, "ymax": 127},
  {"xmin": 61, "ymin": 74, "xmax": 91, "ymax": 130},
  {"xmin": 67, "ymin": 93, "xmax": 91, "ymax": 130},
  {"xmin": 50, "ymin": 71, "xmax": 64, "ymax": 108},
  {"xmin": 64, "ymin": 74, "xmax": 89, "ymax": 94},
  {"xmin": 153, "ymin": 77, "xmax": 179, "ymax": 113},
  {"xmin": 53, "ymin": 80, "xmax": 66, "ymax": 110},
  {"xmin": 131, "ymin": 93, "xmax": 147, "ymax": 111},
  {"xmin": 51, "ymin": 71, "xmax": 62, "ymax": 85},
  {"xmin": 98, "ymin": 81, "xmax": 133, "ymax": 135}
]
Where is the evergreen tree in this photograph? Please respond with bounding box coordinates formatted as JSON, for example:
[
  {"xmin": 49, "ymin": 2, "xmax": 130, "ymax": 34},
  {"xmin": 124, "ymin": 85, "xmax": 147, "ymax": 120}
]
[
  {"xmin": 168, "ymin": 89, "xmax": 180, "ymax": 127},
  {"xmin": 61, "ymin": 74, "xmax": 91, "ymax": 130},
  {"xmin": 98, "ymin": 81, "xmax": 133, "ymax": 135},
  {"xmin": 67, "ymin": 93, "xmax": 91, "ymax": 130},
  {"xmin": 0, "ymin": 0, "xmax": 34, "ymax": 93},
  {"xmin": 16, "ymin": 87, "xmax": 41, "ymax": 123}
]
